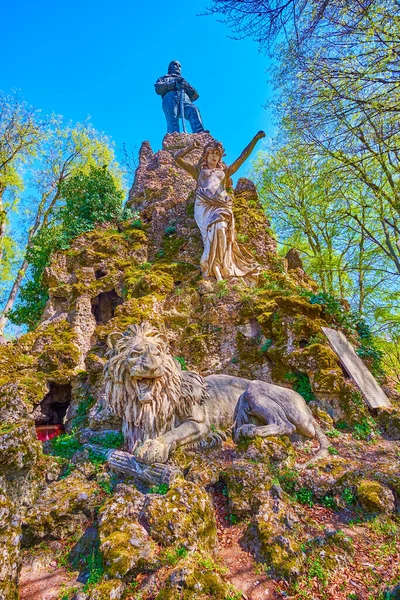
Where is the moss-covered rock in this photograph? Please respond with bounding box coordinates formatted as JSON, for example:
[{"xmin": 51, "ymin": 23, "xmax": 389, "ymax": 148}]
[
  {"xmin": 22, "ymin": 471, "xmax": 100, "ymax": 547},
  {"xmin": 154, "ymin": 554, "xmax": 230, "ymax": 600},
  {"xmin": 376, "ymin": 407, "xmax": 400, "ymax": 440},
  {"xmin": 0, "ymin": 494, "xmax": 20, "ymax": 600},
  {"xmin": 244, "ymin": 485, "xmax": 303, "ymax": 581},
  {"xmin": 337, "ymin": 381, "xmax": 371, "ymax": 426},
  {"xmin": 222, "ymin": 460, "xmax": 272, "ymax": 517},
  {"xmin": 143, "ymin": 481, "xmax": 217, "ymax": 553},
  {"xmin": 236, "ymin": 435, "xmax": 295, "ymax": 466},
  {"xmin": 299, "ymin": 455, "xmax": 359, "ymax": 499},
  {"xmin": 86, "ymin": 579, "xmax": 126, "ymax": 600},
  {"xmin": 0, "ymin": 384, "xmax": 45, "ymax": 509},
  {"xmin": 357, "ymin": 479, "xmax": 395, "ymax": 514},
  {"xmin": 98, "ymin": 484, "xmax": 156, "ymax": 579}
]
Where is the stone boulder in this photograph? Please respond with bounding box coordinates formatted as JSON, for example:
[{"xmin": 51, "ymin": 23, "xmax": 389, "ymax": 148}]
[
  {"xmin": 143, "ymin": 481, "xmax": 217, "ymax": 554},
  {"xmin": 0, "ymin": 384, "xmax": 45, "ymax": 510},
  {"xmin": 244, "ymin": 485, "xmax": 303, "ymax": 581},
  {"xmin": 357, "ymin": 479, "xmax": 395, "ymax": 514},
  {"xmin": 22, "ymin": 472, "xmax": 100, "ymax": 547},
  {"xmin": 0, "ymin": 494, "xmax": 20, "ymax": 600},
  {"xmin": 222, "ymin": 460, "xmax": 272, "ymax": 517},
  {"xmin": 98, "ymin": 484, "xmax": 156, "ymax": 579}
]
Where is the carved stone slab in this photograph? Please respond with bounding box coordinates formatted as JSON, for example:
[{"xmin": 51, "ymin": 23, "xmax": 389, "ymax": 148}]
[{"xmin": 322, "ymin": 326, "xmax": 391, "ymax": 409}]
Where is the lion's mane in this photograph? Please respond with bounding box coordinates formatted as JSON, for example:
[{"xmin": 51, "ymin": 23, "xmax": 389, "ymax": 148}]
[{"xmin": 104, "ymin": 322, "xmax": 207, "ymax": 453}]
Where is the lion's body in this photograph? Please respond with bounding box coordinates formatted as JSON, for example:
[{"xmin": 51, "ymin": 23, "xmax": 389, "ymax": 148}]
[{"xmin": 104, "ymin": 323, "xmax": 328, "ymax": 465}]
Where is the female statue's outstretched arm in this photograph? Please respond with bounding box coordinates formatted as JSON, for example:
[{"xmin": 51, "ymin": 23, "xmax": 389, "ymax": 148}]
[
  {"xmin": 173, "ymin": 143, "xmax": 199, "ymax": 180},
  {"xmin": 227, "ymin": 131, "xmax": 266, "ymax": 177}
]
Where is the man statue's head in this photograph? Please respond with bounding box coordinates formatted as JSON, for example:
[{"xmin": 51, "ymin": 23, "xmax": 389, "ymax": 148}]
[{"xmin": 168, "ymin": 60, "xmax": 181, "ymax": 76}]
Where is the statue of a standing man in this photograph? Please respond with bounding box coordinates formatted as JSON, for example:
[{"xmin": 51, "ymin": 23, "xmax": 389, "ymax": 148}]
[{"xmin": 155, "ymin": 61, "xmax": 205, "ymax": 134}]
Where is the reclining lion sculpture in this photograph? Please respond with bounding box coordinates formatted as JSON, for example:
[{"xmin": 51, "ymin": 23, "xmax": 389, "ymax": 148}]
[{"xmin": 104, "ymin": 322, "xmax": 329, "ymax": 464}]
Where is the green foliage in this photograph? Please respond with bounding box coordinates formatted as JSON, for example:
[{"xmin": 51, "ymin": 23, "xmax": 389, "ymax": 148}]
[
  {"xmin": 278, "ymin": 468, "xmax": 299, "ymax": 494},
  {"xmin": 353, "ymin": 418, "xmax": 379, "ymax": 441},
  {"xmin": 237, "ymin": 232, "xmax": 249, "ymax": 243},
  {"xmin": 259, "ymin": 339, "xmax": 273, "ymax": 353},
  {"xmin": 174, "ymin": 356, "xmax": 188, "ymax": 371},
  {"xmin": 149, "ymin": 483, "xmax": 169, "ymax": 495},
  {"xmin": 9, "ymin": 165, "xmax": 123, "ymax": 329},
  {"xmin": 321, "ymin": 495, "xmax": 337, "ymax": 510},
  {"xmin": 326, "ymin": 429, "xmax": 341, "ymax": 438},
  {"xmin": 50, "ymin": 433, "xmax": 82, "ymax": 459},
  {"xmin": 8, "ymin": 224, "xmax": 60, "ymax": 329},
  {"xmin": 60, "ymin": 462, "xmax": 75, "ymax": 479},
  {"xmin": 226, "ymin": 592, "xmax": 243, "ymax": 600},
  {"xmin": 296, "ymin": 487, "xmax": 314, "ymax": 507},
  {"xmin": 308, "ymin": 292, "xmax": 346, "ymax": 320},
  {"xmin": 328, "ymin": 446, "xmax": 338, "ymax": 456},
  {"xmin": 57, "ymin": 585, "xmax": 78, "ymax": 600},
  {"xmin": 216, "ymin": 279, "xmax": 229, "ymax": 298},
  {"xmin": 335, "ymin": 421, "xmax": 349, "ymax": 430},
  {"xmin": 355, "ymin": 319, "xmax": 384, "ymax": 378},
  {"xmin": 88, "ymin": 447, "xmax": 107, "ymax": 466},
  {"xmin": 226, "ymin": 513, "xmax": 239, "ymax": 525},
  {"xmin": 164, "ymin": 225, "xmax": 176, "ymax": 236},
  {"xmin": 83, "ymin": 548, "xmax": 105, "ymax": 591},
  {"xmin": 307, "ymin": 333, "xmax": 326, "ymax": 346},
  {"xmin": 123, "ymin": 207, "xmax": 142, "ymax": 229},
  {"xmin": 341, "ymin": 488, "xmax": 356, "ymax": 506},
  {"xmin": 163, "ymin": 545, "xmax": 188, "ymax": 566},
  {"xmin": 90, "ymin": 431, "xmax": 124, "ymax": 449},
  {"xmin": 98, "ymin": 475, "xmax": 118, "ymax": 495},
  {"xmin": 307, "ymin": 557, "xmax": 327, "ymax": 585},
  {"xmin": 58, "ymin": 165, "xmax": 124, "ymax": 243},
  {"xmin": 70, "ymin": 395, "xmax": 95, "ymax": 430},
  {"xmin": 285, "ymin": 372, "xmax": 315, "ymax": 403}
]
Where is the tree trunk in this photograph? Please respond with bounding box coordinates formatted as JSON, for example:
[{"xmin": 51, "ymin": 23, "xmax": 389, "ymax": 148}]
[
  {"xmin": 0, "ymin": 258, "xmax": 28, "ymax": 333},
  {"xmin": 0, "ymin": 186, "xmax": 7, "ymax": 265}
]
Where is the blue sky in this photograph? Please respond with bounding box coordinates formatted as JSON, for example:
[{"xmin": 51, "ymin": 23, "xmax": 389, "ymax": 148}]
[{"xmin": 3, "ymin": 0, "xmax": 274, "ymax": 182}]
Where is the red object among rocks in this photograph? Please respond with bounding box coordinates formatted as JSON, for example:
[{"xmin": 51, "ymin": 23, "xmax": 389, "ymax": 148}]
[{"xmin": 36, "ymin": 424, "xmax": 65, "ymax": 442}]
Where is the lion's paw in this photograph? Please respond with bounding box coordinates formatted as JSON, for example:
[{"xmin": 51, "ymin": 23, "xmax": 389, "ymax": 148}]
[
  {"xmin": 135, "ymin": 437, "xmax": 170, "ymax": 465},
  {"xmin": 234, "ymin": 424, "xmax": 258, "ymax": 442}
]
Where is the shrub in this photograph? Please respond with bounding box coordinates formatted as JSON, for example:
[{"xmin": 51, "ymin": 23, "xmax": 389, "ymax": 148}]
[
  {"xmin": 90, "ymin": 431, "xmax": 124, "ymax": 449},
  {"xmin": 50, "ymin": 433, "xmax": 82, "ymax": 459},
  {"xmin": 353, "ymin": 417, "xmax": 379, "ymax": 440},
  {"xmin": 321, "ymin": 494, "xmax": 337, "ymax": 509},
  {"xmin": 296, "ymin": 487, "xmax": 314, "ymax": 506},
  {"xmin": 285, "ymin": 372, "xmax": 315, "ymax": 403},
  {"xmin": 341, "ymin": 488, "xmax": 356, "ymax": 505},
  {"xmin": 83, "ymin": 548, "xmax": 104, "ymax": 591},
  {"xmin": 149, "ymin": 483, "xmax": 169, "ymax": 495},
  {"xmin": 9, "ymin": 165, "xmax": 124, "ymax": 329},
  {"xmin": 70, "ymin": 395, "xmax": 95, "ymax": 430},
  {"xmin": 59, "ymin": 165, "xmax": 124, "ymax": 242}
]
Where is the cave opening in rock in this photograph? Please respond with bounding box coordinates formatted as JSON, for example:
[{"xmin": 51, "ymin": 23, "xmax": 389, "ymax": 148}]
[
  {"xmin": 91, "ymin": 290, "xmax": 123, "ymax": 325},
  {"xmin": 95, "ymin": 269, "xmax": 107, "ymax": 279},
  {"xmin": 36, "ymin": 382, "xmax": 72, "ymax": 426}
]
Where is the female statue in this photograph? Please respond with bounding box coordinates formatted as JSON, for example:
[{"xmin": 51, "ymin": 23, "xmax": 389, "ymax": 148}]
[{"xmin": 173, "ymin": 131, "xmax": 265, "ymax": 282}]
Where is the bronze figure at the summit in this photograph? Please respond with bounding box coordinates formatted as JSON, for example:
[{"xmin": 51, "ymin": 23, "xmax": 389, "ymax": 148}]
[{"xmin": 154, "ymin": 60, "xmax": 205, "ymax": 134}]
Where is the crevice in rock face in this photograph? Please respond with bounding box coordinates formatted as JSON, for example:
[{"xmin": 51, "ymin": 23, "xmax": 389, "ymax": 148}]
[
  {"xmin": 36, "ymin": 383, "xmax": 72, "ymax": 425},
  {"xmin": 91, "ymin": 290, "xmax": 123, "ymax": 325},
  {"xmin": 95, "ymin": 269, "xmax": 107, "ymax": 279}
]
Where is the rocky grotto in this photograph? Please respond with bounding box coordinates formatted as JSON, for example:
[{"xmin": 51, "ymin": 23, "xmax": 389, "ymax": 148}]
[{"xmin": 1, "ymin": 132, "xmax": 400, "ymax": 600}]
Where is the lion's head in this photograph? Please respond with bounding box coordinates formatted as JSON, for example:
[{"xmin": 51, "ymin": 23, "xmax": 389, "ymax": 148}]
[{"xmin": 104, "ymin": 322, "xmax": 206, "ymax": 452}]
